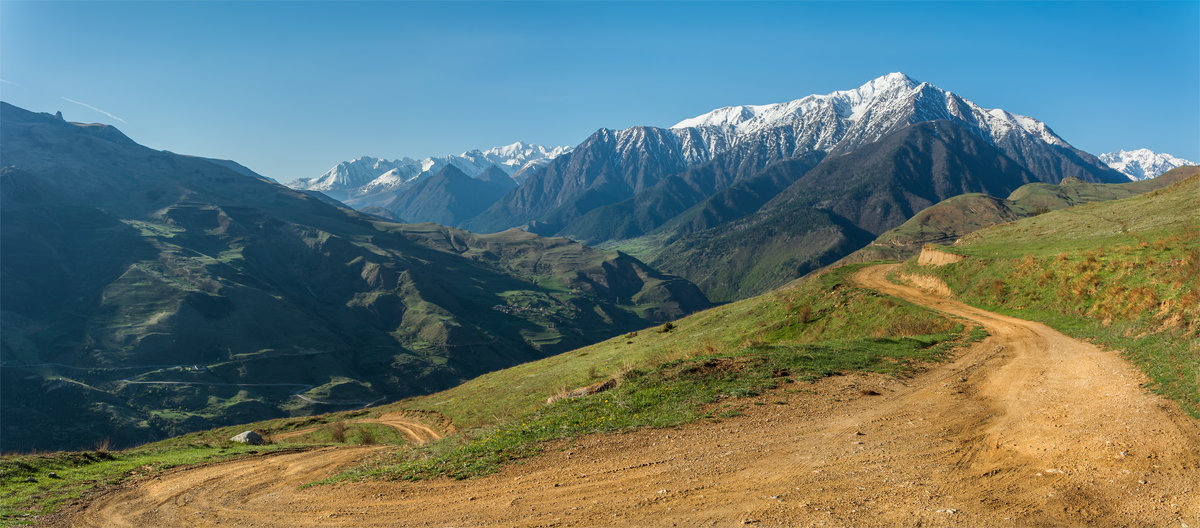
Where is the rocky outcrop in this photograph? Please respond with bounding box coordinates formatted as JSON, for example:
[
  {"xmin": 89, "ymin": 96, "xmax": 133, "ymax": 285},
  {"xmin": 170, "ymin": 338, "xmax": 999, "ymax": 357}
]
[{"xmin": 230, "ymin": 430, "xmax": 264, "ymax": 445}]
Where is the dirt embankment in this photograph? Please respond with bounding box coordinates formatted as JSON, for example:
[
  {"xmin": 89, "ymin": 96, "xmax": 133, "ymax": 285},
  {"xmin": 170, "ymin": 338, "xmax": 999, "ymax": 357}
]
[
  {"xmin": 917, "ymin": 245, "xmax": 965, "ymax": 266},
  {"xmin": 52, "ymin": 264, "xmax": 1200, "ymax": 527}
]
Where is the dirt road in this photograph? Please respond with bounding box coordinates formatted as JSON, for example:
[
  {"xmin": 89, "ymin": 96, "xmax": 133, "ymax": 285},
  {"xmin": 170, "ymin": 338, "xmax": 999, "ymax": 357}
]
[
  {"xmin": 54, "ymin": 264, "xmax": 1199, "ymax": 527},
  {"xmin": 272, "ymin": 412, "xmax": 447, "ymax": 444}
]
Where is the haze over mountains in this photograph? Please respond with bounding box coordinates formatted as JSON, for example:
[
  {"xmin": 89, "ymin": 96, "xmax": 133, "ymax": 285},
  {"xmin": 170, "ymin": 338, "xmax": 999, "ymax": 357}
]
[{"xmin": 0, "ymin": 103, "xmax": 707, "ymax": 451}]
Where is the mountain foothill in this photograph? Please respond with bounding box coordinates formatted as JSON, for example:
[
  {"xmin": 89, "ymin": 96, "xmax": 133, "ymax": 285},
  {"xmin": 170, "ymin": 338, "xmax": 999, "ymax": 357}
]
[{"xmin": 0, "ymin": 103, "xmax": 708, "ymax": 452}]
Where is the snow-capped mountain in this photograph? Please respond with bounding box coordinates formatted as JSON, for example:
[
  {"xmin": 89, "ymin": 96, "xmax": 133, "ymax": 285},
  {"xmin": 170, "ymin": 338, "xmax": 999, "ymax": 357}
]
[
  {"xmin": 288, "ymin": 141, "xmax": 570, "ymax": 206},
  {"xmin": 669, "ymin": 72, "xmax": 1077, "ymax": 164},
  {"xmin": 478, "ymin": 142, "xmax": 572, "ymax": 176},
  {"xmin": 1099, "ymin": 148, "xmax": 1196, "ymax": 181},
  {"xmin": 466, "ymin": 72, "xmax": 1125, "ymax": 234}
]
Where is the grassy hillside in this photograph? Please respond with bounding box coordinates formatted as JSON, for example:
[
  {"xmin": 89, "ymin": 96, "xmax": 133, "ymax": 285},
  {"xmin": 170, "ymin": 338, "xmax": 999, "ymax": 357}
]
[
  {"xmin": 901, "ymin": 173, "xmax": 1199, "ymax": 417},
  {"xmin": 2, "ymin": 263, "xmax": 984, "ymax": 523},
  {"xmin": 847, "ymin": 167, "xmax": 1196, "ymax": 263},
  {"xmin": 342, "ymin": 263, "xmax": 982, "ymax": 480},
  {"xmin": 400, "ymin": 263, "xmax": 969, "ymax": 428}
]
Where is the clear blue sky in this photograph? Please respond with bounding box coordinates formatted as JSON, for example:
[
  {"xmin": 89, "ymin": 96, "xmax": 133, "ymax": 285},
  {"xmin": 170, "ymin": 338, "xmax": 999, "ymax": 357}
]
[{"xmin": 2, "ymin": 1, "xmax": 1197, "ymax": 182}]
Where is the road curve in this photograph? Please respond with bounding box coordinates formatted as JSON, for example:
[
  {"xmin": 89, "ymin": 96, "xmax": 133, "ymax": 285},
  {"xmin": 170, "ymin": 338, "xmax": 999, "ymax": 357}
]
[
  {"xmin": 272, "ymin": 412, "xmax": 445, "ymax": 443},
  {"xmin": 53, "ymin": 264, "xmax": 1200, "ymax": 527}
]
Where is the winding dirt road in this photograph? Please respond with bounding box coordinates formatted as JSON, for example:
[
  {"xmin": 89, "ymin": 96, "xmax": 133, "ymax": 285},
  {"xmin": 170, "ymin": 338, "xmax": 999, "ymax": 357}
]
[{"xmin": 53, "ymin": 264, "xmax": 1199, "ymax": 527}]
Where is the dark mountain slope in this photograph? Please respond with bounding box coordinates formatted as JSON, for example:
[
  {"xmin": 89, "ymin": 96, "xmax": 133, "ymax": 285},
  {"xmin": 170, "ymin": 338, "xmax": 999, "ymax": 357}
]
[
  {"xmin": 886, "ymin": 83, "xmax": 1128, "ymax": 184},
  {"xmin": 462, "ymin": 127, "xmax": 693, "ymax": 234},
  {"xmin": 0, "ymin": 103, "xmax": 709, "ymax": 452},
  {"xmin": 383, "ymin": 165, "xmax": 516, "ymax": 226},
  {"xmin": 646, "ymin": 120, "xmax": 1041, "ymax": 301},
  {"xmin": 462, "ymin": 75, "xmax": 1125, "ymax": 241},
  {"xmin": 555, "ymin": 150, "xmax": 827, "ymax": 245},
  {"xmin": 652, "ymin": 152, "xmax": 830, "ymax": 240}
]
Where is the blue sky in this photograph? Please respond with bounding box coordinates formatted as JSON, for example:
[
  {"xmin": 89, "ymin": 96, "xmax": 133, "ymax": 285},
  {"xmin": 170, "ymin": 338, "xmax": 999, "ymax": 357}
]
[{"xmin": 2, "ymin": 1, "xmax": 1197, "ymax": 182}]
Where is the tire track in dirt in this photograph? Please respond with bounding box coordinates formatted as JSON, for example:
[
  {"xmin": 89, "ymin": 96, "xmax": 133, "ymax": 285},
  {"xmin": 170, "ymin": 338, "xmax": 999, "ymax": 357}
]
[{"xmin": 53, "ymin": 264, "xmax": 1200, "ymax": 527}]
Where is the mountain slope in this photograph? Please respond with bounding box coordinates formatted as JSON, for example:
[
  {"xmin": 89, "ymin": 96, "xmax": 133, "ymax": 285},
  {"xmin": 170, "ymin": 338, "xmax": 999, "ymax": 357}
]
[
  {"xmin": 465, "ymin": 72, "xmax": 1126, "ymax": 237},
  {"xmin": 381, "ymin": 165, "xmax": 516, "ymax": 226},
  {"xmin": 1099, "ymin": 148, "xmax": 1196, "ymax": 180},
  {"xmin": 640, "ymin": 119, "xmax": 1041, "ymax": 301},
  {"xmin": 556, "ymin": 151, "xmax": 827, "ymax": 245},
  {"xmin": 462, "ymin": 127, "xmax": 697, "ymax": 234},
  {"xmin": 0, "ymin": 103, "xmax": 708, "ymax": 452}
]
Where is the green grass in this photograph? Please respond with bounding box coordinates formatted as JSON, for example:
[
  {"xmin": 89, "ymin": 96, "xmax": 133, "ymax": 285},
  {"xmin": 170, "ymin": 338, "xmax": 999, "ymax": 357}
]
[
  {"xmin": 905, "ymin": 175, "xmax": 1199, "ymax": 418},
  {"xmin": 402, "ymin": 263, "xmax": 968, "ymax": 429},
  {"xmin": 337, "ymin": 325, "xmax": 981, "ymax": 482},
  {"xmin": 0, "ymin": 405, "xmax": 426, "ymax": 525},
  {"xmin": 316, "ymin": 262, "xmax": 984, "ymax": 482},
  {"xmin": 0, "ymin": 443, "xmax": 292, "ymax": 526}
]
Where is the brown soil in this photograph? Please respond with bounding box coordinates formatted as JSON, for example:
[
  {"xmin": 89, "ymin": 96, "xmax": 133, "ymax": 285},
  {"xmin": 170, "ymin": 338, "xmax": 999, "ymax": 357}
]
[
  {"xmin": 272, "ymin": 412, "xmax": 450, "ymax": 444},
  {"xmin": 51, "ymin": 264, "xmax": 1200, "ymax": 527},
  {"xmin": 917, "ymin": 245, "xmax": 965, "ymax": 266}
]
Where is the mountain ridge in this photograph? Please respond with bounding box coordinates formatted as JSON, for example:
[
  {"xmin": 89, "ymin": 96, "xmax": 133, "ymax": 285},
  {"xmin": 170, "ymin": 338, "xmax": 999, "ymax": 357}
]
[
  {"xmin": 464, "ymin": 72, "xmax": 1126, "ymax": 237},
  {"xmin": 1100, "ymin": 148, "xmax": 1196, "ymax": 180},
  {"xmin": 288, "ymin": 141, "xmax": 571, "ymax": 207},
  {"xmin": 632, "ymin": 118, "xmax": 1043, "ymax": 301}
]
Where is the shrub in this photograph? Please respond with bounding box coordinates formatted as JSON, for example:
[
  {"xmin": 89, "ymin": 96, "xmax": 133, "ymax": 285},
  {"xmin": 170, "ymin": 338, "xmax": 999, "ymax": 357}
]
[
  {"xmin": 329, "ymin": 421, "xmax": 347, "ymax": 443},
  {"xmin": 357, "ymin": 427, "xmax": 377, "ymax": 445}
]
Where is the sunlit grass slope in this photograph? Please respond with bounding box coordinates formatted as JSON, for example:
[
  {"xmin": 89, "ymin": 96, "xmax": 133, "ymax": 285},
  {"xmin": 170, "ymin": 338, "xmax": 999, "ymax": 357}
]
[
  {"xmin": 905, "ymin": 173, "xmax": 1199, "ymax": 417},
  {"xmin": 402, "ymin": 263, "xmax": 968, "ymax": 429},
  {"xmin": 343, "ymin": 263, "xmax": 981, "ymax": 480}
]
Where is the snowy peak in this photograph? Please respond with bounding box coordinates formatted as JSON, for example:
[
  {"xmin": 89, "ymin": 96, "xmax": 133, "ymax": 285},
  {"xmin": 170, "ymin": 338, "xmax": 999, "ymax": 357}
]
[
  {"xmin": 671, "ymin": 72, "xmax": 918, "ymax": 132},
  {"xmin": 476, "ymin": 141, "xmax": 572, "ymax": 165},
  {"xmin": 666, "ymin": 72, "xmax": 1077, "ymax": 166},
  {"xmin": 289, "ymin": 142, "xmax": 571, "ymax": 196},
  {"xmin": 1099, "ymin": 149, "xmax": 1197, "ymax": 181},
  {"xmin": 293, "ymin": 156, "xmax": 418, "ymax": 193},
  {"xmin": 458, "ymin": 141, "xmax": 573, "ymax": 179}
]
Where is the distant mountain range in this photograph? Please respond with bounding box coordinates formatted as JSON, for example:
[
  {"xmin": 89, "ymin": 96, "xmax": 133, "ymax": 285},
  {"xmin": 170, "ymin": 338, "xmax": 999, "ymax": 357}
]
[
  {"xmin": 1100, "ymin": 148, "xmax": 1196, "ymax": 181},
  {"xmin": 294, "ymin": 72, "xmax": 1123, "ymax": 301},
  {"xmin": 288, "ymin": 141, "xmax": 571, "ymax": 209},
  {"xmin": 0, "ymin": 103, "xmax": 706, "ymax": 452},
  {"xmin": 288, "ymin": 73, "xmax": 1137, "ymax": 301}
]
